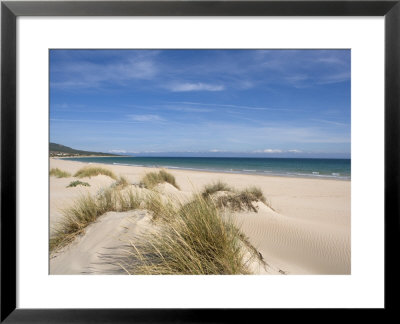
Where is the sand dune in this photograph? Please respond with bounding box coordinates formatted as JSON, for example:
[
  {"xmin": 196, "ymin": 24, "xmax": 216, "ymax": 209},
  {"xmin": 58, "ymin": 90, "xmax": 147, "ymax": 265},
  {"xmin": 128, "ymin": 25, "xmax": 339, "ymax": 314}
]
[
  {"xmin": 49, "ymin": 158, "xmax": 351, "ymax": 275},
  {"xmin": 152, "ymin": 182, "xmax": 193, "ymax": 205},
  {"xmin": 235, "ymin": 203, "xmax": 350, "ymax": 274},
  {"xmin": 50, "ymin": 174, "xmax": 115, "ymax": 232},
  {"xmin": 50, "ymin": 210, "xmax": 153, "ymax": 274}
]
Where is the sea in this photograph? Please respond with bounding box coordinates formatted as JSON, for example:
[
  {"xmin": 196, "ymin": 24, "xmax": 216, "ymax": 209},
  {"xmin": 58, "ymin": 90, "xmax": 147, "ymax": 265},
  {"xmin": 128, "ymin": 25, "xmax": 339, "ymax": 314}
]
[{"xmin": 62, "ymin": 156, "xmax": 351, "ymax": 180}]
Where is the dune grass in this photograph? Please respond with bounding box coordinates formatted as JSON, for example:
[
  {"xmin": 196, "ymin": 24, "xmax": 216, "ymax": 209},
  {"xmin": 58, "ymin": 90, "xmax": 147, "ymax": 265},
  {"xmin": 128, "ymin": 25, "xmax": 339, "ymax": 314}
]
[
  {"xmin": 111, "ymin": 176, "xmax": 129, "ymax": 189},
  {"xmin": 143, "ymin": 191, "xmax": 177, "ymax": 221},
  {"xmin": 50, "ymin": 188, "xmax": 141, "ymax": 252},
  {"xmin": 50, "ymin": 177, "xmax": 267, "ymax": 274},
  {"xmin": 201, "ymin": 181, "xmax": 232, "ymax": 198},
  {"xmin": 123, "ymin": 195, "xmax": 253, "ymax": 275},
  {"xmin": 139, "ymin": 170, "xmax": 180, "ymax": 190},
  {"xmin": 116, "ymin": 189, "xmax": 142, "ymax": 212},
  {"xmin": 49, "ymin": 168, "xmax": 71, "ymax": 178},
  {"xmin": 50, "ymin": 193, "xmax": 100, "ymax": 252},
  {"xmin": 67, "ymin": 180, "xmax": 90, "ymax": 188},
  {"xmin": 214, "ymin": 186, "xmax": 267, "ymax": 212},
  {"xmin": 201, "ymin": 182, "xmax": 268, "ymax": 212},
  {"xmin": 74, "ymin": 166, "xmax": 117, "ymax": 180}
]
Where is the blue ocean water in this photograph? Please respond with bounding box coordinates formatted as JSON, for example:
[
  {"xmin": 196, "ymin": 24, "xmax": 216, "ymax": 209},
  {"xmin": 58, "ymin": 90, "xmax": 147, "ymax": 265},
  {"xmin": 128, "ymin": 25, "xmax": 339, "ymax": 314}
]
[{"xmin": 62, "ymin": 156, "xmax": 351, "ymax": 180}]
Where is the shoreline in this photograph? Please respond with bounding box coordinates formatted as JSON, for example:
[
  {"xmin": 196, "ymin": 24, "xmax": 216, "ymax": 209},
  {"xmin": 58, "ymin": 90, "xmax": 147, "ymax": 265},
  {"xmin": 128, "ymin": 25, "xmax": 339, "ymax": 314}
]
[
  {"xmin": 52, "ymin": 157, "xmax": 351, "ymax": 182},
  {"xmin": 52, "ymin": 155, "xmax": 123, "ymax": 158}
]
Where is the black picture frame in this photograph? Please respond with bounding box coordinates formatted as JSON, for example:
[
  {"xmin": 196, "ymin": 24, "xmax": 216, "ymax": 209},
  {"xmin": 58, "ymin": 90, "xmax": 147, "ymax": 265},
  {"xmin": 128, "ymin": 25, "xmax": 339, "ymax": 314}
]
[{"xmin": 1, "ymin": 0, "xmax": 399, "ymax": 322}]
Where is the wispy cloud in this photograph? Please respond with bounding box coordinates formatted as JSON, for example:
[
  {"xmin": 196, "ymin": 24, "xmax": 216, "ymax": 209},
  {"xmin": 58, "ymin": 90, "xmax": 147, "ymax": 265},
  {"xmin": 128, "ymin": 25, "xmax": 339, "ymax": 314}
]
[
  {"xmin": 51, "ymin": 54, "xmax": 158, "ymax": 89},
  {"xmin": 128, "ymin": 114, "xmax": 164, "ymax": 122},
  {"xmin": 311, "ymin": 119, "xmax": 349, "ymax": 127},
  {"xmin": 317, "ymin": 72, "xmax": 351, "ymax": 85},
  {"xmin": 317, "ymin": 57, "xmax": 346, "ymax": 64},
  {"xmin": 166, "ymin": 82, "xmax": 225, "ymax": 92},
  {"xmin": 252, "ymin": 149, "xmax": 303, "ymax": 154},
  {"xmin": 164, "ymin": 106, "xmax": 212, "ymax": 113},
  {"xmin": 50, "ymin": 50, "xmax": 350, "ymax": 156},
  {"xmin": 257, "ymin": 50, "xmax": 350, "ymax": 87},
  {"xmin": 50, "ymin": 118, "xmax": 139, "ymax": 124},
  {"xmin": 253, "ymin": 149, "xmax": 283, "ymax": 153},
  {"xmin": 109, "ymin": 149, "xmax": 127, "ymax": 154},
  {"xmin": 237, "ymin": 80, "xmax": 254, "ymax": 90},
  {"xmin": 284, "ymin": 74, "xmax": 310, "ymax": 88},
  {"xmin": 169, "ymin": 101, "xmax": 297, "ymax": 112}
]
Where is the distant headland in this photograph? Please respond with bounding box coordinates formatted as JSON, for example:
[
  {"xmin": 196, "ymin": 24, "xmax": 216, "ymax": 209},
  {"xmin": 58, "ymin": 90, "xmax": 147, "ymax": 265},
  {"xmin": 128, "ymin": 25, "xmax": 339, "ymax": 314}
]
[{"xmin": 49, "ymin": 143, "xmax": 120, "ymax": 157}]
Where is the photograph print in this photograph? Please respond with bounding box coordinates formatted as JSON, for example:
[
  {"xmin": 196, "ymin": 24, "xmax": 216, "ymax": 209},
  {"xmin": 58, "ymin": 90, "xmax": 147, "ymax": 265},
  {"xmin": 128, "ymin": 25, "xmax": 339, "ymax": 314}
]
[{"xmin": 49, "ymin": 49, "xmax": 350, "ymax": 275}]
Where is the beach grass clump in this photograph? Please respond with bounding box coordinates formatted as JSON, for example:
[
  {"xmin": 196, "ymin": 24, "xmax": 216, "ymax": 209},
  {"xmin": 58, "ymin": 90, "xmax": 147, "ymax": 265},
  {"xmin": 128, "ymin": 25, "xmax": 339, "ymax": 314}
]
[
  {"xmin": 96, "ymin": 188, "xmax": 117, "ymax": 214},
  {"xmin": 214, "ymin": 186, "xmax": 267, "ymax": 212},
  {"xmin": 74, "ymin": 166, "xmax": 117, "ymax": 180},
  {"xmin": 139, "ymin": 170, "xmax": 180, "ymax": 190},
  {"xmin": 96, "ymin": 188, "xmax": 143, "ymax": 214},
  {"xmin": 111, "ymin": 176, "xmax": 130, "ymax": 189},
  {"xmin": 200, "ymin": 181, "xmax": 267, "ymax": 212},
  {"xmin": 49, "ymin": 168, "xmax": 71, "ymax": 178},
  {"xmin": 117, "ymin": 189, "xmax": 142, "ymax": 212},
  {"xmin": 143, "ymin": 191, "xmax": 177, "ymax": 221},
  {"xmin": 67, "ymin": 180, "xmax": 90, "ymax": 188},
  {"xmin": 242, "ymin": 186, "xmax": 267, "ymax": 204},
  {"xmin": 50, "ymin": 193, "xmax": 100, "ymax": 252},
  {"xmin": 50, "ymin": 188, "xmax": 142, "ymax": 252},
  {"xmin": 123, "ymin": 195, "xmax": 251, "ymax": 275},
  {"xmin": 201, "ymin": 181, "xmax": 232, "ymax": 198}
]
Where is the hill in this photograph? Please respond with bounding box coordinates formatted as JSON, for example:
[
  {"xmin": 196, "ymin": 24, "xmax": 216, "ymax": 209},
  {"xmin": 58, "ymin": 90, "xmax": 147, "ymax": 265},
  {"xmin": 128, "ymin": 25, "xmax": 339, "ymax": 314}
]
[{"xmin": 50, "ymin": 143, "xmax": 120, "ymax": 157}]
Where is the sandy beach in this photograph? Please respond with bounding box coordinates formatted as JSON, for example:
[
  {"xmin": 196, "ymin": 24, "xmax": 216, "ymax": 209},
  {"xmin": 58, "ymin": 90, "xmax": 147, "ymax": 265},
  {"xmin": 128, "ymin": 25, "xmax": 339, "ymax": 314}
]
[{"xmin": 49, "ymin": 158, "xmax": 351, "ymax": 275}]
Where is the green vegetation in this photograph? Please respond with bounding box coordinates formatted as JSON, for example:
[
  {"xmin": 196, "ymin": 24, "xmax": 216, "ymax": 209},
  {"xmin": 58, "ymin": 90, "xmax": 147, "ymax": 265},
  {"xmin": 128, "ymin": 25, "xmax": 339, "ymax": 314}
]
[
  {"xmin": 67, "ymin": 180, "xmax": 90, "ymax": 188},
  {"xmin": 143, "ymin": 191, "xmax": 176, "ymax": 221},
  {"xmin": 111, "ymin": 176, "xmax": 129, "ymax": 189},
  {"xmin": 49, "ymin": 168, "xmax": 71, "ymax": 178},
  {"xmin": 50, "ymin": 194, "xmax": 100, "ymax": 252},
  {"xmin": 116, "ymin": 189, "xmax": 142, "ymax": 212},
  {"xmin": 49, "ymin": 142, "xmax": 119, "ymax": 157},
  {"xmin": 50, "ymin": 188, "xmax": 141, "ymax": 252},
  {"xmin": 139, "ymin": 170, "xmax": 180, "ymax": 190},
  {"xmin": 214, "ymin": 186, "xmax": 267, "ymax": 212},
  {"xmin": 123, "ymin": 195, "xmax": 253, "ymax": 275},
  {"xmin": 201, "ymin": 182, "xmax": 267, "ymax": 212},
  {"xmin": 50, "ymin": 178, "xmax": 269, "ymax": 274},
  {"xmin": 74, "ymin": 166, "xmax": 117, "ymax": 180},
  {"xmin": 201, "ymin": 181, "xmax": 232, "ymax": 198}
]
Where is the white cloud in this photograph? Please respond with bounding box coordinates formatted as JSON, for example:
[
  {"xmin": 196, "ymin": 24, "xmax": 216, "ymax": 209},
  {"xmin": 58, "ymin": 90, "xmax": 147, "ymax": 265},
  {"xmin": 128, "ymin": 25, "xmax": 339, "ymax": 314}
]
[
  {"xmin": 237, "ymin": 80, "xmax": 254, "ymax": 90},
  {"xmin": 317, "ymin": 72, "xmax": 350, "ymax": 84},
  {"xmin": 254, "ymin": 149, "xmax": 283, "ymax": 153},
  {"xmin": 317, "ymin": 57, "xmax": 343, "ymax": 64},
  {"xmin": 252, "ymin": 149, "xmax": 302, "ymax": 154},
  {"xmin": 109, "ymin": 149, "xmax": 127, "ymax": 153},
  {"xmin": 167, "ymin": 82, "xmax": 225, "ymax": 92},
  {"xmin": 258, "ymin": 51, "xmax": 350, "ymax": 87},
  {"xmin": 128, "ymin": 114, "xmax": 164, "ymax": 122},
  {"xmin": 169, "ymin": 101, "xmax": 294, "ymax": 112},
  {"xmin": 51, "ymin": 56, "xmax": 157, "ymax": 89},
  {"xmin": 166, "ymin": 106, "xmax": 211, "ymax": 113},
  {"xmin": 285, "ymin": 74, "xmax": 309, "ymax": 83},
  {"xmin": 264, "ymin": 149, "xmax": 283, "ymax": 153},
  {"xmin": 311, "ymin": 119, "xmax": 349, "ymax": 127}
]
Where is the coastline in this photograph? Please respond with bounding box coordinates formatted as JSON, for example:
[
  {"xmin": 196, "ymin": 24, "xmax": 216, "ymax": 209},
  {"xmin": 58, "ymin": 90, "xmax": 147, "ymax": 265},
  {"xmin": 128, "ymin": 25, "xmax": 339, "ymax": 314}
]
[
  {"xmin": 54, "ymin": 156, "xmax": 351, "ymax": 181},
  {"xmin": 50, "ymin": 158, "xmax": 351, "ymax": 274},
  {"xmin": 52, "ymin": 155, "xmax": 124, "ymax": 158}
]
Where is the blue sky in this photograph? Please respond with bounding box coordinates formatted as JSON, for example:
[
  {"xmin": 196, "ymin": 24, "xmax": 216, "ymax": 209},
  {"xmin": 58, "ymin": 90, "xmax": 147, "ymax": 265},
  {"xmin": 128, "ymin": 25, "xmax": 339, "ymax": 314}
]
[{"xmin": 50, "ymin": 49, "xmax": 350, "ymax": 158}]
